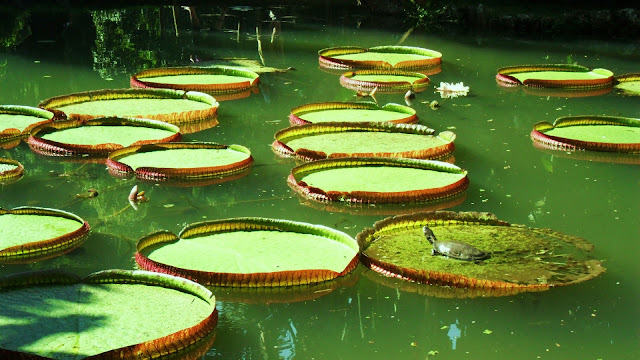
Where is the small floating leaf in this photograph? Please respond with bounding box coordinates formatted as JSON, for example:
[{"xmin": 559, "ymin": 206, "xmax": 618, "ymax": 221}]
[{"xmin": 483, "ymin": 329, "xmax": 493, "ymax": 335}]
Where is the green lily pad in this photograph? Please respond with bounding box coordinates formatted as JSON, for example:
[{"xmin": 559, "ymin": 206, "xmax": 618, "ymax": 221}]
[
  {"xmin": 340, "ymin": 70, "xmax": 430, "ymax": 93},
  {"xmin": 0, "ymin": 158, "xmax": 23, "ymax": 184},
  {"xmin": 288, "ymin": 157, "xmax": 468, "ymax": 204},
  {"xmin": 496, "ymin": 64, "xmax": 613, "ymax": 89},
  {"xmin": 531, "ymin": 115, "xmax": 640, "ymax": 153},
  {"xmin": 318, "ymin": 45, "xmax": 442, "ymax": 70},
  {"xmin": 28, "ymin": 117, "xmax": 181, "ymax": 158},
  {"xmin": 136, "ymin": 218, "xmax": 359, "ymax": 287},
  {"xmin": 614, "ymin": 73, "xmax": 640, "ymax": 96},
  {"xmin": 0, "ymin": 207, "xmax": 90, "ymax": 264},
  {"xmin": 39, "ymin": 88, "xmax": 219, "ymax": 127},
  {"xmin": 273, "ymin": 122, "xmax": 454, "ymax": 161},
  {"xmin": 107, "ymin": 142, "xmax": 253, "ymax": 184},
  {"xmin": 0, "ymin": 269, "xmax": 217, "ymax": 359},
  {"xmin": 289, "ymin": 102, "xmax": 417, "ymax": 126},
  {"xmin": 357, "ymin": 211, "xmax": 605, "ymax": 292},
  {"xmin": 0, "ymin": 105, "xmax": 54, "ymax": 146},
  {"xmin": 131, "ymin": 66, "xmax": 260, "ymax": 94}
]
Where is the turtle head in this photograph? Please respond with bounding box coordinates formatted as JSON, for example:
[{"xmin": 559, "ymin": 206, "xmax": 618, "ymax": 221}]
[{"xmin": 422, "ymin": 226, "xmax": 437, "ymax": 244}]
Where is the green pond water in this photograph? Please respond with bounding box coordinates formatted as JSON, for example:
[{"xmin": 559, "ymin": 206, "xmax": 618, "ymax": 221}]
[{"xmin": 0, "ymin": 4, "xmax": 639, "ymax": 360}]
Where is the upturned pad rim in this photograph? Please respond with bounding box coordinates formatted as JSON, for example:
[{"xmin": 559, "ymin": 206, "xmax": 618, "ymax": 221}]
[
  {"xmin": 288, "ymin": 157, "xmax": 468, "ymax": 204},
  {"xmin": 272, "ymin": 121, "xmax": 456, "ymax": 161},
  {"xmin": 135, "ymin": 217, "xmax": 359, "ymax": 287},
  {"xmin": 0, "ymin": 206, "xmax": 90, "ymax": 264},
  {"xmin": 38, "ymin": 88, "xmax": 219, "ymax": 126},
  {"xmin": 530, "ymin": 115, "xmax": 640, "ymax": 153},
  {"xmin": 106, "ymin": 141, "xmax": 254, "ymax": 182},
  {"xmin": 131, "ymin": 66, "xmax": 260, "ymax": 94},
  {"xmin": 318, "ymin": 45, "xmax": 442, "ymax": 70},
  {"xmin": 0, "ymin": 269, "xmax": 217, "ymax": 359}
]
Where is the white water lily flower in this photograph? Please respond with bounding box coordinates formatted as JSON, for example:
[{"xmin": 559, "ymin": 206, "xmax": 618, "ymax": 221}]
[{"xmin": 436, "ymin": 82, "xmax": 470, "ymax": 99}]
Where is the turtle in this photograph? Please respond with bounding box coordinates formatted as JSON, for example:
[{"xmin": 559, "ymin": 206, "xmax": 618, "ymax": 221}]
[{"xmin": 422, "ymin": 226, "xmax": 489, "ymax": 261}]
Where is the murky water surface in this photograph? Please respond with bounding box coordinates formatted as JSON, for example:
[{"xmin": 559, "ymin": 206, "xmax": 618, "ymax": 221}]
[{"xmin": 1, "ymin": 5, "xmax": 638, "ymax": 359}]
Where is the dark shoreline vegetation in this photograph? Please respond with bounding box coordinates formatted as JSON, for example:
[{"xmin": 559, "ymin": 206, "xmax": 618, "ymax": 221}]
[{"xmin": 2, "ymin": 0, "xmax": 640, "ymax": 49}]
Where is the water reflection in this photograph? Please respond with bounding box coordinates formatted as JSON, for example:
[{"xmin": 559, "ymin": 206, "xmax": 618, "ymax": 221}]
[{"xmin": 447, "ymin": 321, "xmax": 461, "ymax": 350}]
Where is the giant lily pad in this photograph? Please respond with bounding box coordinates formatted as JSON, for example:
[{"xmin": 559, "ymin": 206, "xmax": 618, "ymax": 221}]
[
  {"xmin": 0, "ymin": 158, "xmax": 23, "ymax": 185},
  {"xmin": 131, "ymin": 66, "xmax": 260, "ymax": 95},
  {"xmin": 288, "ymin": 157, "xmax": 468, "ymax": 204},
  {"xmin": 496, "ymin": 64, "xmax": 614, "ymax": 89},
  {"xmin": 318, "ymin": 45, "xmax": 442, "ymax": 70},
  {"xmin": 136, "ymin": 218, "xmax": 359, "ymax": 287},
  {"xmin": 273, "ymin": 122, "xmax": 455, "ymax": 161},
  {"xmin": 0, "ymin": 105, "xmax": 55, "ymax": 148},
  {"xmin": 0, "ymin": 269, "xmax": 217, "ymax": 359},
  {"xmin": 531, "ymin": 115, "xmax": 640, "ymax": 153},
  {"xmin": 357, "ymin": 211, "xmax": 605, "ymax": 292},
  {"xmin": 289, "ymin": 102, "xmax": 417, "ymax": 126},
  {"xmin": 28, "ymin": 117, "xmax": 181, "ymax": 158},
  {"xmin": 340, "ymin": 70, "xmax": 430, "ymax": 93},
  {"xmin": 614, "ymin": 73, "xmax": 640, "ymax": 96},
  {"xmin": 39, "ymin": 88, "xmax": 219, "ymax": 127},
  {"xmin": 0, "ymin": 207, "xmax": 90, "ymax": 264},
  {"xmin": 107, "ymin": 142, "xmax": 253, "ymax": 184}
]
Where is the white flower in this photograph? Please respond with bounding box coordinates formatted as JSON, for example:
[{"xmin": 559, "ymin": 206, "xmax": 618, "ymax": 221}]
[{"xmin": 436, "ymin": 82, "xmax": 469, "ymax": 99}]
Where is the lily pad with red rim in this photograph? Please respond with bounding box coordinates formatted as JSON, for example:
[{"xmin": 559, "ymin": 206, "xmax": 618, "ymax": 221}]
[
  {"xmin": 340, "ymin": 70, "xmax": 431, "ymax": 93},
  {"xmin": 273, "ymin": 122, "xmax": 455, "ymax": 161},
  {"xmin": 614, "ymin": 73, "xmax": 640, "ymax": 96},
  {"xmin": 0, "ymin": 158, "xmax": 24, "ymax": 185},
  {"xmin": 357, "ymin": 211, "xmax": 605, "ymax": 294},
  {"xmin": 318, "ymin": 45, "xmax": 442, "ymax": 70},
  {"xmin": 496, "ymin": 64, "xmax": 614, "ymax": 89},
  {"xmin": 0, "ymin": 269, "xmax": 217, "ymax": 359},
  {"xmin": 136, "ymin": 218, "xmax": 359, "ymax": 287},
  {"xmin": 27, "ymin": 117, "xmax": 181, "ymax": 158},
  {"xmin": 107, "ymin": 142, "xmax": 253, "ymax": 185},
  {"xmin": 289, "ymin": 102, "xmax": 417, "ymax": 126},
  {"xmin": 0, "ymin": 105, "xmax": 55, "ymax": 149},
  {"xmin": 131, "ymin": 66, "xmax": 260, "ymax": 96},
  {"xmin": 288, "ymin": 157, "xmax": 468, "ymax": 204},
  {"xmin": 0, "ymin": 206, "xmax": 90, "ymax": 264},
  {"xmin": 361, "ymin": 265, "xmax": 546, "ymax": 299},
  {"xmin": 38, "ymin": 88, "xmax": 219, "ymax": 127},
  {"xmin": 531, "ymin": 115, "xmax": 640, "ymax": 153}
]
